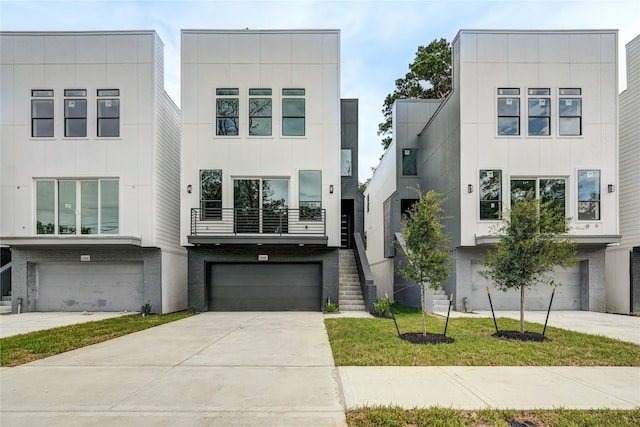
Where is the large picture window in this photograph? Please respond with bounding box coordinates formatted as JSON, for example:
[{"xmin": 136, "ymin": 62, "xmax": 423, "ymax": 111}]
[
  {"xmin": 97, "ymin": 89, "xmax": 120, "ymax": 137},
  {"xmin": 299, "ymin": 170, "xmax": 321, "ymax": 220},
  {"xmin": 479, "ymin": 170, "xmax": 502, "ymax": 220},
  {"xmin": 31, "ymin": 89, "xmax": 54, "ymax": 137},
  {"xmin": 64, "ymin": 89, "xmax": 87, "ymax": 137},
  {"xmin": 282, "ymin": 89, "xmax": 305, "ymax": 136},
  {"xmin": 216, "ymin": 88, "xmax": 239, "ymax": 136},
  {"xmin": 510, "ymin": 177, "xmax": 566, "ymax": 217},
  {"xmin": 578, "ymin": 170, "xmax": 600, "ymax": 220},
  {"xmin": 249, "ymin": 88, "xmax": 272, "ymax": 136},
  {"xmin": 36, "ymin": 179, "xmax": 119, "ymax": 235},
  {"xmin": 497, "ymin": 88, "xmax": 520, "ymax": 135}
]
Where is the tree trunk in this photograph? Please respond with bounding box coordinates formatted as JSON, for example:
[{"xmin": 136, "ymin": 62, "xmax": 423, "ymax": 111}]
[
  {"xmin": 420, "ymin": 282, "xmax": 427, "ymax": 336},
  {"xmin": 520, "ymin": 285, "xmax": 525, "ymax": 334}
]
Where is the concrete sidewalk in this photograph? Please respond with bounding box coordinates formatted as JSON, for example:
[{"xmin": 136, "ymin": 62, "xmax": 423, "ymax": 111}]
[{"xmin": 0, "ymin": 311, "xmax": 134, "ymax": 338}]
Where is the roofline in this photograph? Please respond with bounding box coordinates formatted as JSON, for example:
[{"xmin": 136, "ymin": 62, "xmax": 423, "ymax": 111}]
[
  {"xmin": 0, "ymin": 30, "xmax": 158, "ymax": 36},
  {"xmin": 181, "ymin": 29, "xmax": 340, "ymax": 35},
  {"xmin": 453, "ymin": 28, "xmax": 619, "ymax": 45}
]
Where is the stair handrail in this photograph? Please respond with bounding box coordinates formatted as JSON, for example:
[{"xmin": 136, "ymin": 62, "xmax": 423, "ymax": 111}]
[{"xmin": 352, "ymin": 233, "xmax": 376, "ymax": 313}]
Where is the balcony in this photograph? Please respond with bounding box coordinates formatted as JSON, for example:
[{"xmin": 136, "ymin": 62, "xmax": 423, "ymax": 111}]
[{"xmin": 188, "ymin": 208, "xmax": 328, "ymax": 246}]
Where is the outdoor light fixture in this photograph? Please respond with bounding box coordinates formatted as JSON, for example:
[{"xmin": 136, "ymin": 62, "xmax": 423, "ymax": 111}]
[
  {"xmin": 608, "ymin": 184, "xmax": 615, "ymax": 193},
  {"xmin": 468, "ymin": 184, "xmax": 474, "ymax": 193},
  {"xmin": 187, "ymin": 184, "xmax": 192, "ymax": 193},
  {"xmin": 329, "ymin": 185, "xmax": 334, "ymax": 194}
]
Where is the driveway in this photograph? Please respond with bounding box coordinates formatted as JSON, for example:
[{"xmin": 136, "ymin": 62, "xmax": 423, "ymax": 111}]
[{"xmin": 0, "ymin": 312, "xmax": 347, "ymax": 427}]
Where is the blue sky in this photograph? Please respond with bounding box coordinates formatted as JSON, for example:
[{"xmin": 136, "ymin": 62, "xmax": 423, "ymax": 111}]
[{"xmin": 2, "ymin": 0, "xmax": 638, "ymax": 181}]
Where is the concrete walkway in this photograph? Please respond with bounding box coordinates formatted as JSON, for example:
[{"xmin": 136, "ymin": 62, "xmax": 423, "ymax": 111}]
[{"xmin": 0, "ymin": 311, "xmax": 134, "ymax": 338}]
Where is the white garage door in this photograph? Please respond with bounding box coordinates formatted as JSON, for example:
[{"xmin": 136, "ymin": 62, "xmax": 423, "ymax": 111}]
[
  {"xmin": 36, "ymin": 262, "xmax": 144, "ymax": 312},
  {"xmin": 470, "ymin": 261, "xmax": 581, "ymax": 310}
]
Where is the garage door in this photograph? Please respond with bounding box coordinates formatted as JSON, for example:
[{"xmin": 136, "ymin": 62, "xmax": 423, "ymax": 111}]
[
  {"xmin": 470, "ymin": 261, "xmax": 581, "ymax": 310},
  {"xmin": 207, "ymin": 263, "xmax": 321, "ymax": 311},
  {"xmin": 36, "ymin": 262, "xmax": 144, "ymax": 312}
]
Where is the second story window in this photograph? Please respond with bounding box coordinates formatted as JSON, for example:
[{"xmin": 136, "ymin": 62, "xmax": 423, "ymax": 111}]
[
  {"xmin": 528, "ymin": 88, "xmax": 551, "ymax": 136},
  {"xmin": 559, "ymin": 88, "xmax": 582, "ymax": 136},
  {"xmin": 402, "ymin": 149, "xmax": 417, "ymax": 176},
  {"xmin": 64, "ymin": 89, "xmax": 87, "ymax": 137},
  {"xmin": 497, "ymin": 88, "xmax": 520, "ymax": 135},
  {"xmin": 299, "ymin": 170, "xmax": 321, "ymax": 220},
  {"xmin": 200, "ymin": 169, "xmax": 222, "ymax": 220},
  {"xmin": 97, "ymin": 89, "xmax": 120, "ymax": 137},
  {"xmin": 216, "ymin": 88, "xmax": 239, "ymax": 136},
  {"xmin": 282, "ymin": 89, "xmax": 305, "ymax": 136},
  {"xmin": 31, "ymin": 90, "xmax": 54, "ymax": 137},
  {"xmin": 578, "ymin": 170, "xmax": 600, "ymax": 220},
  {"xmin": 511, "ymin": 177, "xmax": 566, "ymax": 217},
  {"xmin": 249, "ymin": 88, "xmax": 272, "ymax": 136},
  {"xmin": 341, "ymin": 149, "xmax": 352, "ymax": 176},
  {"xmin": 479, "ymin": 169, "xmax": 502, "ymax": 220}
]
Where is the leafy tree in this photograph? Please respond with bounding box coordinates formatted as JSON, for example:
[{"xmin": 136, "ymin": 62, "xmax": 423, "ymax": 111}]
[
  {"xmin": 480, "ymin": 195, "xmax": 577, "ymax": 334},
  {"xmin": 378, "ymin": 38, "xmax": 452, "ymax": 150},
  {"xmin": 398, "ymin": 188, "xmax": 452, "ymax": 336}
]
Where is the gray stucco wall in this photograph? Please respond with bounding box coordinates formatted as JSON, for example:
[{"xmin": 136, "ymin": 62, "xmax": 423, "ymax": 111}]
[
  {"xmin": 187, "ymin": 246, "xmax": 339, "ymax": 312},
  {"xmin": 10, "ymin": 245, "xmax": 163, "ymax": 313}
]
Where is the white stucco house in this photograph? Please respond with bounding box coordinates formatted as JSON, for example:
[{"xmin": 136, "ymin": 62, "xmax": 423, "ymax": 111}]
[
  {"xmin": 365, "ymin": 29, "xmax": 621, "ymax": 312},
  {"xmin": 0, "ymin": 31, "xmax": 187, "ymax": 314}
]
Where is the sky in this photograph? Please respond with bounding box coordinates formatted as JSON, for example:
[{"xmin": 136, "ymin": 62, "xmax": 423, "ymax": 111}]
[{"xmin": 1, "ymin": 0, "xmax": 638, "ymax": 182}]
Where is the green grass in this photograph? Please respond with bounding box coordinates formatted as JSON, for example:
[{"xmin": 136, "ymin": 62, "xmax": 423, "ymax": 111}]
[
  {"xmin": 347, "ymin": 407, "xmax": 640, "ymax": 427},
  {"xmin": 0, "ymin": 312, "xmax": 192, "ymax": 367},
  {"xmin": 325, "ymin": 309, "xmax": 640, "ymax": 366}
]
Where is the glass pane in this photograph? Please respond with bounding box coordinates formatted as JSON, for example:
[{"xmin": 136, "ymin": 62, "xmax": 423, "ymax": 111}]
[
  {"xmin": 480, "ymin": 201, "xmax": 501, "ymax": 220},
  {"xmin": 263, "ymin": 180, "xmax": 289, "ymax": 233},
  {"xmin": 559, "ymin": 88, "xmax": 581, "ymax": 95},
  {"xmin": 32, "ymin": 99, "xmax": 53, "ymax": 118},
  {"xmin": 32, "ymin": 89, "xmax": 54, "ymax": 97},
  {"xmin": 559, "ymin": 117, "xmax": 581, "ymax": 135},
  {"xmin": 480, "ymin": 170, "xmax": 501, "ymax": 201},
  {"xmin": 498, "ymin": 88, "xmax": 519, "ymax": 95},
  {"xmin": 98, "ymin": 118, "xmax": 119, "ymax": 137},
  {"xmin": 249, "ymin": 88, "xmax": 271, "ymax": 95},
  {"xmin": 217, "ymin": 98, "xmax": 239, "ymax": 135},
  {"xmin": 36, "ymin": 181, "xmax": 55, "ymax": 234},
  {"xmin": 498, "ymin": 117, "xmax": 519, "ymax": 135},
  {"xmin": 528, "ymin": 98, "xmax": 550, "ymax": 117},
  {"xmin": 341, "ymin": 149, "xmax": 352, "ymax": 176},
  {"xmin": 299, "ymin": 170, "xmax": 321, "ymax": 202},
  {"xmin": 65, "ymin": 99, "xmax": 86, "ymax": 118},
  {"xmin": 578, "ymin": 170, "xmax": 600, "ymax": 202},
  {"xmin": 539, "ymin": 178, "xmax": 566, "ymax": 215},
  {"xmin": 528, "ymin": 88, "xmax": 550, "ymax": 95},
  {"xmin": 216, "ymin": 88, "xmax": 238, "ymax": 95},
  {"xmin": 282, "ymin": 98, "xmax": 305, "ymax": 116},
  {"xmin": 510, "ymin": 179, "xmax": 535, "ymax": 205},
  {"xmin": 97, "ymin": 99, "xmax": 119, "ymax": 117},
  {"xmin": 217, "ymin": 118, "xmax": 238, "ymax": 136},
  {"xmin": 249, "ymin": 118, "xmax": 271, "ymax": 136},
  {"xmin": 282, "ymin": 88, "xmax": 305, "ymax": 96},
  {"xmin": 66, "ymin": 119, "xmax": 87, "ymax": 137},
  {"xmin": 402, "ymin": 149, "xmax": 417, "ymax": 176},
  {"xmin": 578, "ymin": 201, "xmax": 600, "ymax": 220},
  {"xmin": 234, "ymin": 179, "xmax": 260, "ymax": 233},
  {"xmin": 249, "ymin": 98, "xmax": 272, "ymax": 136},
  {"xmin": 65, "ymin": 89, "xmax": 87, "ymax": 97},
  {"xmin": 58, "ymin": 181, "xmax": 76, "ymax": 234},
  {"xmin": 249, "ymin": 98, "xmax": 271, "ymax": 117},
  {"xmin": 559, "ymin": 98, "xmax": 581, "ymax": 116},
  {"xmin": 497, "ymin": 98, "xmax": 519, "ymax": 116},
  {"xmin": 200, "ymin": 170, "xmax": 222, "ymax": 220},
  {"xmin": 283, "ymin": 117, "xmax": 304, "ymax": 136},
  {"xmin": 97, "ymin": 89, "xmax": 119, "ymax": 96},
  {"xmin": 528, "ymin": 117, "xmax": 550, "ymax": 135},
  {"xmin": 100, "ymin": 180, "xmax": 119, "ymax": 234},
  {"xmin": 32, "ymin": 119, "xmax": 54, "ymax": 137},
  {"xmin": 80, "ymin": 181, "xmax": 98, "ymax": 234}
]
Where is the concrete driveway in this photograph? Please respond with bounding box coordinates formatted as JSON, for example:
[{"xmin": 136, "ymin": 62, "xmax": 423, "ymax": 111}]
[{"xmin": 0, "ymin": 312, "xmax": 347, "ymax": 427}]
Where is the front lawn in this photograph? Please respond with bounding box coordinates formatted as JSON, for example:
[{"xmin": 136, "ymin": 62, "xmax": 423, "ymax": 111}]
[
  {"xmin": 0, "ymin": 312, "xmax": 192, "ymax": 367},
  {"xmin": 325, "ymin": 309, "xmax": 640, "ymax": 366}
]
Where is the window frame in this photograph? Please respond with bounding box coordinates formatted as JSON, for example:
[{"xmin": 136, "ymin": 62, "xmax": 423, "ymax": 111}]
[
  {"xmin": 31, "ymin": 89, "xmax": 55, "ymax": 138},
  {"xmin": 215, "ymin": 88, "xmax": 240, "ymax": 136},
  {"xmin": 298, "ymin": 170, "xmax": 322, "ymax": 221},
  {"xmin": 282, "ymin": 88, "xmax": 305, "ymax": 136},
  {"xmin": 577, "ymin": 169, "xmax": 601, "ymax": 220},
  {"xmin": 200, "ymin": 170, "xmax": 223, "ymax": 220},
  {"xmin": 341, "ymin": 149, "xmax": 352, "ymax": 177},
  {"xmin": 479, "ymin": 169, "xmax": 502, "ymax": 220},
  {"xmin": 401, "ymin": 148, "xmax": 417, "ymax": 176},
  {"xmin": 497, "ymin": 88, "xmax": 520, "ymax": 136},
  {"xmin": 97, "ymin": 89, "xmax": 120, "ymax": 138},
  {"xmin": 527, "ymin": 88, "xmax": 551, "ymax": 136},
  {"xmin": 248, "ymin": 88, "xmax": 272, "ymax": 136},
  {"xmin": 510, "ymin": 177, "xmax": 567, "ymax": 217},
  {"xmin": 559, "ymin": 88, "xmax": 582, "ymax": 136},
  {"xmin": 64, "ymin": 89, "xmax": 88, "ymax": 138}
]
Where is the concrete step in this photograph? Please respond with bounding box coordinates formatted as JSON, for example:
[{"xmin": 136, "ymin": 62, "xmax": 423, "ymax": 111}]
[
  {"xmin": 1, "ymin": 295, "xmax": 11, "ymax": 302},
  {"xmin": 340, "ymin": 304, "xmax": 366, "ymax": 311}
]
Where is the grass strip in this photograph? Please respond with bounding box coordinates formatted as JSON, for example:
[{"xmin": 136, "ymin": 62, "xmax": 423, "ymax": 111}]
[
  {"xmin": 325, "ymin": 310, "xmax": 640, "ymax": 366},
  {"xmin": 347, "ymin": 407, "xmax": 640, "ymax": 427},
  {"xmin": 0, "ymin": 312, "xmax": 191, "ymax": 367}
]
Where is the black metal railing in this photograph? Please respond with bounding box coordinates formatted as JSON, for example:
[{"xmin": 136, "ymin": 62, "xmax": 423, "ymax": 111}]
[{"xmin": 190, "ymin": 207, "xmax": 326, "ymax": 237}]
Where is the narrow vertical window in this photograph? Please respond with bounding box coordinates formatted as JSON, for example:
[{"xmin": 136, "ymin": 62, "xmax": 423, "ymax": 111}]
[
  {"xmin": 200, "ymin": 170, "xmax": 222, "ymax": 220},
  {"xmin": 100, "ymin": 180, "xmax": 119, "ymax": 234},
  {"xmin": 341, "ymin": 149, "xmax": 352, "ymax": 176},
  {"xmin": 299, "ymin": 170, "xmax": 321, "ymax": 220},
  {"xmin": 578, "ymin": 170, "xmax": 600, "ymax": 220},
  {"xmin": 31, "ymin": 90, "xmax": 54, "ymax": 137},
  {"xmin": 58, "ymin": 180, "xmax": 77, "ymax": 234},
  {"xmin": 249, "ymin": 88, "xmax": 272, "ymax": 136},
  {"xmin": 216, "ymin": 88, "xmax": 239, "ymax": 136},
  {"xmin": 539, "ymin": 178, "xmax": 566, "ymax": 216},
  {"xmin": 282, "ymin": 88, "xmax": 305, "ymax": 136},
  {"xmin": 479, "ymin": 170, "xmax": 502, "ymax": 220},
  {"xmin": 97, "ymin": 89, "xmax": 120, "ymax": 137},
  {"xmin": 402, "ymin": 149, "xmax": 417, "ymax": 176},
  {"xmin": 36, "ymin": 180, "xmax": 55, "ymax": 234},
  {"xmin": 559, "ymin": 88, "xmax": 582, "ymax": 136},
  {"xmin": 528, "ymin": 88, "xmax": 551, "ymax": 136},
  {"xmin": 497, "ymin": 88, "xmax": 520, "ymax": 135},
  {"xmin": 64, "ymin": 89, "xmax": 87, "ymax": 137},
  {"xmin": 81, "ymin": 180, "xmax": 99, "ymax": 234}
]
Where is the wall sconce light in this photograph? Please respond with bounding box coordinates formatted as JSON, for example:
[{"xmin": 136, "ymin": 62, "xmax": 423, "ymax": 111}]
[
  {"xmin": 187, "ymin": 185, "xmax": 192, "ymax": 193},
  {"xmin": 329, "ymin": 185, "xmax": 334, "ymax": 194},
  {"xmin": 608, "ymin": 184, "xmax": 615, "ymax": 193},
  {"xmin": 467, "ymin": 184, "xmax": 473, "ymax": 193}
]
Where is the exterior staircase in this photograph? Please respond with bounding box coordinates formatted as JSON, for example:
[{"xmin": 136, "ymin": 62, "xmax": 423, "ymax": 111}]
[
  {"xmin": 0, "ymin": 296, "xmax": 11, "ymax": 315},
  {"xmin": 338, "ymin": 249, "xmax": 366, "ymax": 311},
  {"xmin": 433, "ymin": 288, "xmax": 451, "ymax": 313}
]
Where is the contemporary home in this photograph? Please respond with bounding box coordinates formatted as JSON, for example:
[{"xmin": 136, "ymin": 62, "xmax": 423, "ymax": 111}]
[
  {"xmin": 0, "ymin": 31, "xmax": 186, "ymax": 314},
  {"xmin": 365, "ymin": 29, "xmax": 621, "ymax": 312},
  {"xmin": 607, "ymin": 34, "xmax": 640, "ymax": 314},
  {"xmin": 180, "ymin": 29, "xmax": 372, "ymax": 312}
]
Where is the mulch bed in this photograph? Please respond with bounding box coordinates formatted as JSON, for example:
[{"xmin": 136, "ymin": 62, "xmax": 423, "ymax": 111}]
[
  {"xmin": 492, "ymin": 330, "xmax": 549, "ymax": 342},
  {"xmin": 400, "ymin": 332, "xmax": 454, "ymax": 344}
]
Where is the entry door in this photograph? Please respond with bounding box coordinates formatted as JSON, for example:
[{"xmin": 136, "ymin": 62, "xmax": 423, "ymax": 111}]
[{"xmin": 234, "ymin": 179, "xmax": 289, "ymax": 234}]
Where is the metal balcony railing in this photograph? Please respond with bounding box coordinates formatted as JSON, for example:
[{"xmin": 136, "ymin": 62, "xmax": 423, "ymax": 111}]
[{"xmin": 190, "ymin": 207, "xmax": 327, "ymax": 237}]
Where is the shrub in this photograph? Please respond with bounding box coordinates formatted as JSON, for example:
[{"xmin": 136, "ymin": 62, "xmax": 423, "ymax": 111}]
[{"xmin": 374, "ymin": 298, "xmax": 392, "ymax": 317}]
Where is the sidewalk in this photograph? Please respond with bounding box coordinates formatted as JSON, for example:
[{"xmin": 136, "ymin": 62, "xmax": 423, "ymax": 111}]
[{"xmin": 0, "ymin": 311, "xmax": 134, "ymax": 338}]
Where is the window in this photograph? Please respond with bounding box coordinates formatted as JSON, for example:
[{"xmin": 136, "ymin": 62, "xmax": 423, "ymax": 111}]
[
  {"xmin": 215, "ymin": 88, "xmax": 239, "ymax": 136},
  {"xmin": 510, "ymin": 177, "xmax": 566, "ymax": 216},
  {"xmin": 232, "ymin": 178, "xmax": 289, "ymax": 233},
  {"xmin": 402, "ymin": 149, "xmax": 417, "ymax": 176},
  {"xmin": 249, "ymin": 88, "xmax": 272, "ymax": 136},
  {"xmin": 64, "ymin": 89, "xmax": 87, "ymax": 137},
  {"xmin": 31, "ymin": 90, "xmax": 54, "ymax": 137},
  {"xmin": 497, "ymin": 88, "xmax": 520, "ymax": 135},
  {"xmin": 299, "ymin": 170, "xmax": 321, "ymax": 220},
  {"xmin": 97, "ymin": 89, "xmax": 120, "ymax": 137},
  {"xmin": 282, "ymin": 88, "xmax": 305, "ymax": 136},
  {"xmin": 578, "ymin": 170, "xmax": 600, "ymax": 220},
  {"xmin": 36, "ymin": 179, "xmax": 119, "ymax": 235},
  {"xmin": 479, "ymin": 170, "xmax": 502, "ymax": 220},
  {"xmin": 559, "ymin": 88, "xmax": 582, "ymax": 136},
  {"xmin": 200, "ymin": 170, "xmax": 222, "ymax": 220},
  {"xmin": 341, "ymin": 149, "xmax": 352, "ymax": 176},
  {"xmin": 528, "ymin": 88, "xmax": 551, "ymax": 136}
]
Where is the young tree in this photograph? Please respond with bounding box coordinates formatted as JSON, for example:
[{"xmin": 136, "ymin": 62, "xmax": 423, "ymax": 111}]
[
  {"xmin": 398, "ymin": 188, "xmax": 452, "ymax": 336},
  {"xmin": 378, "ymin": 38, "xmax": 452, "ymax": 150},
  {"xmin": 480, "ymin": 196, "xmax": 577, "ymax": 334}
]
